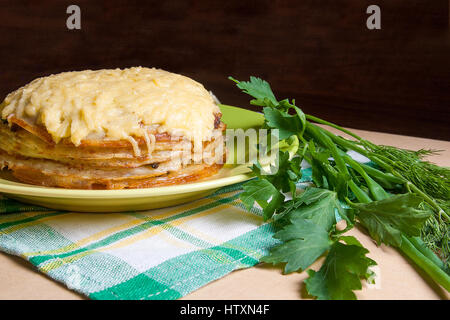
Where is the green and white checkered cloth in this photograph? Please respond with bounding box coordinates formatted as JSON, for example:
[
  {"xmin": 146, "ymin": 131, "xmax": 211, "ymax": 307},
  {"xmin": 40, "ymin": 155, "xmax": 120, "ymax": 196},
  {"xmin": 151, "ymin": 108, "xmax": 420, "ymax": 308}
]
[{"xmin": 0, "ymin": 169, "xmax": 312, "ymax": 300}]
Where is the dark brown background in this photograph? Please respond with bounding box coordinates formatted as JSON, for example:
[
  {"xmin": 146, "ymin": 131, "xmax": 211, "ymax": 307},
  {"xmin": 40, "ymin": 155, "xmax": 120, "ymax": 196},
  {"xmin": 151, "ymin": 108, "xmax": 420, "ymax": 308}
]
[{"xmin": 0, "ymin": 0, "xmax": 449, "ymax": 140}]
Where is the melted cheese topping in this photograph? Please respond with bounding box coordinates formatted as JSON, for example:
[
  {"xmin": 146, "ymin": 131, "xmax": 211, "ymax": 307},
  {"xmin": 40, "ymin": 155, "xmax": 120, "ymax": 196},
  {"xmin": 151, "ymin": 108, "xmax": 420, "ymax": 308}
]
[{"xmin": 1, "ymin": 67, "xmax": 220, "ymax": 155}]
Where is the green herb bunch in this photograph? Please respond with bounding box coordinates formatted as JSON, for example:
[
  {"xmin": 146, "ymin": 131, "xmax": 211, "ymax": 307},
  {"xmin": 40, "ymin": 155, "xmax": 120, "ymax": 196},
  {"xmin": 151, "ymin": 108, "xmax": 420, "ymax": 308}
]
[{"xmin": 228, "ymin": 76, "xmax": 450, "ymax": 299}]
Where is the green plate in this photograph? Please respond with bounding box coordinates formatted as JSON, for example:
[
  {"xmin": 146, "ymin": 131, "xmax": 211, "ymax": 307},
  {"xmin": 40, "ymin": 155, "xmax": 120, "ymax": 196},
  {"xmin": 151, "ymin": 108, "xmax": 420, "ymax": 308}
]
[{"xmin": 0, "ymin": 105, "xmax": 264, "ymax": 212}]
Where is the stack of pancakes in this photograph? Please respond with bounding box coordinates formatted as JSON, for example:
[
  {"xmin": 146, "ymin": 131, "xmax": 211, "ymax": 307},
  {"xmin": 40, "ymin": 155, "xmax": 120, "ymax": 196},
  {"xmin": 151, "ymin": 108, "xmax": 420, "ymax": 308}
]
[{"xmin": 0, "ymin": 68, "xmax": 226, "ymax": 189}]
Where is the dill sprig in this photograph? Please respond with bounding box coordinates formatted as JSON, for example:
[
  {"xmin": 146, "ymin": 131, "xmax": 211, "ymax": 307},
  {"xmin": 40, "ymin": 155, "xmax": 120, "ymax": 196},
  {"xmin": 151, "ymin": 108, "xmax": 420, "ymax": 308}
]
[
  {"xmin": 362, "ymin": 144, "xmax": 450, "ymax": 200},
  {"xmin": 421, "ymin": 199, "xmax": 450, "ymax": 272},
  {"xmin": 358, "ymin": 144, "xmax": 450, "ymax": 269},
  {"xmin": 421, "ymin": 217, "xmax": 449, "ymax": 272}
]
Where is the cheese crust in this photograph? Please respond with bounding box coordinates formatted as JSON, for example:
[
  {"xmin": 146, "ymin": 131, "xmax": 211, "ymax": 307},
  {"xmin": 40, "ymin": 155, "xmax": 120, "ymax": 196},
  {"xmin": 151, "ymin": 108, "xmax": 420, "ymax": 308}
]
[
  {"xmin": 1, "ymin": 67, "xmax": 220, "ymax": 156},
  {"xmin": 0, "ymin": 68, "xmax": 226, "ymax": 189}
]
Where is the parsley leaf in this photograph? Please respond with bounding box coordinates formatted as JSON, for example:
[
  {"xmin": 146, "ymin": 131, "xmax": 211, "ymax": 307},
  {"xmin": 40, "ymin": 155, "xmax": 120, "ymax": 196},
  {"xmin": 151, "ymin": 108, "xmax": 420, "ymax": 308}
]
[
  {"xmin": 283, "ymin": 188, "xmax": 350, "ymax": 231},
  {"xmin": 259, "ymin": 151, "xmax": 302, "ymax": 195},
  {"xmin": 240, "ymin": 179, "xmax": 284, "ymax": 221},
  {"xmin": 263, "ymin": 107, "xmax": 304, "ymax": 140},
  {"xmin": 229, "ymin": 76, "xmax": 278, "ymax": 107},
  {"xmin": 246, "ymin": 151, "xmax": 302, "ymax": 202},
  {"xmin": 351, "ymin": 193, "xmax": 433, "ymax": 247},
  {"xmin": 305, "ymin": 236, "xmax": 376, "ymax": 300},
  {"xmin": 262, "ymin": 218, "xmax": 332, "ymax": 273}
]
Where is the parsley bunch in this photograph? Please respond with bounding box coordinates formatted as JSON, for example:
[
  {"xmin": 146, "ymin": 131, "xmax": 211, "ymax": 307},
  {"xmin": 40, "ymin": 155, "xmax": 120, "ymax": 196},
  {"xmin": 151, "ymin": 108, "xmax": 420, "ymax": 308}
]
[{"xmin": 228, "ymin": 76, "xmax": 450, "ymax": 299}]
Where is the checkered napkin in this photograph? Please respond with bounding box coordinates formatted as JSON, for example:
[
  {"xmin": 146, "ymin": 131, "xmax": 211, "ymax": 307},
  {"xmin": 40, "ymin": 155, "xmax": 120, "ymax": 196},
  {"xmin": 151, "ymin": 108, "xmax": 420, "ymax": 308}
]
[{"xmin": 0, "ymin": 169, "xmax": 312, "ymax": 300}]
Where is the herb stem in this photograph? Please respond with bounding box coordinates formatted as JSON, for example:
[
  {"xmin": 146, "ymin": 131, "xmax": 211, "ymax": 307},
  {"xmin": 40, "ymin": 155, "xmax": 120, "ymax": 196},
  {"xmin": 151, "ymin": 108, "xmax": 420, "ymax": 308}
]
[
  {"xmin": 343, "ymin": 154, "xmax": 389, "ymax": 201},
  {"xmin": 314, "ymin": 125, "xmax": 396, "ymax": 174},
  {"xmin": 400, "ymin": 235, "xmax": 450, "ymax": 291},
  {"xmin": 348, "ymin": 180, "xmax": 372, "ymax": 204},
  {"xmin": 358, "ymin": 162, "xmax": 405, "ymax": 185},
  {"xmin": 305, "ymin": 114, "xmax": 363, "ymax": 141},
  {"xmin": 306, "ymin": 123, "xmax": 350, "ymax": 178},
  {"xmin": 408, "ymin": 236, "xmax": 447, "ymax": 272},
  {"xmin": 317, "ymin": 126, "xmax": 449, "ymax": 222}
]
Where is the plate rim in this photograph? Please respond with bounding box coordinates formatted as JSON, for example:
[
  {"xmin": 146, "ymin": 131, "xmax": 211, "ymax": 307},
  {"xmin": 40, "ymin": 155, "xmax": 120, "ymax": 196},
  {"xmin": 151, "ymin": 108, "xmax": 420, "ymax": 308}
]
[{"xmin": 0, "ymin": 172, "xmax": 251, "ymax": 199}]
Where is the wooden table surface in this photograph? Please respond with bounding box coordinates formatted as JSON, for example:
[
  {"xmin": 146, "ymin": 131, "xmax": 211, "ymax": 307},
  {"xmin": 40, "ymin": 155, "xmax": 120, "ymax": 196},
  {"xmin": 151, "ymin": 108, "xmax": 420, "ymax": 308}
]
[{"xmin": 0, "ymin": 127, "xmax": 449, "ymax": 300}]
